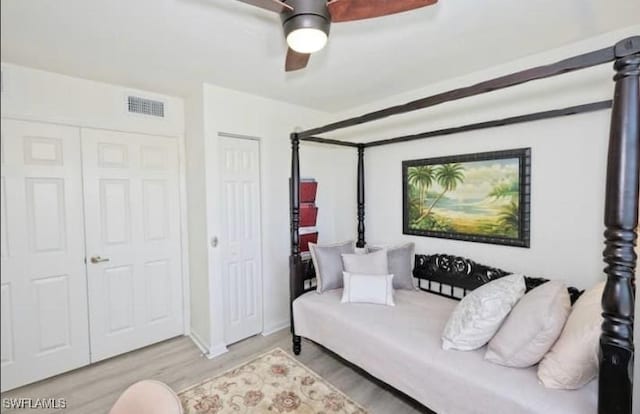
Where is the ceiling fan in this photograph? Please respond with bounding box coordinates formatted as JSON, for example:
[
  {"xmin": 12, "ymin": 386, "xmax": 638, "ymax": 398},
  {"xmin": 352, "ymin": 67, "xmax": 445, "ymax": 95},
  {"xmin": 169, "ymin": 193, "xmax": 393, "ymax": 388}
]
[{"xmin": 235, "ymin": 0, "xmax": 438, "ymax": 71}]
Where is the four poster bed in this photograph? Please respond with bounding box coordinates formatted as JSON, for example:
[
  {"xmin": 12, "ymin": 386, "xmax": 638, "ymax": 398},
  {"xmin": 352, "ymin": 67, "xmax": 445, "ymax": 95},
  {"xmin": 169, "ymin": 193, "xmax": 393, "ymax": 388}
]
[{"xmin": 289, "ymin": 36, "xmax": 639, "ymax": 414}]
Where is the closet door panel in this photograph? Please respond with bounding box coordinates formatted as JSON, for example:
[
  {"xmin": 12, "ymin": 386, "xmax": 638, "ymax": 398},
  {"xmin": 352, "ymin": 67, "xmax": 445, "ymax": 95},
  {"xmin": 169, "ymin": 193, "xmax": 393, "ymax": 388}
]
[
  {"xmin": 0, "ymin": 283, "xmax": 14, "ymax": 367},
  {"xmin": 82, "ymin": 129, "xmax": 183, "ymax": 362},
  {"xmin": 218, "ymin": 136, "xmax": 263, "ymax": 345},
  {"xmin": 0, "ymin": 119, "xmax": 89, "ymax": 392}
]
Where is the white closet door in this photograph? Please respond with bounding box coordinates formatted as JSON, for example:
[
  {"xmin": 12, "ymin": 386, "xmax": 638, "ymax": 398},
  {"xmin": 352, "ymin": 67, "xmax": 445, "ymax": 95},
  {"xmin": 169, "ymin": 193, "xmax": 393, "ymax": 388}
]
[
  {"xmin": 218, "ymin": 136, "xmax": 263, "ymax": 344},
  {"xmin": 0, "ymin": 119, "xmax": 90, "ymax": 391},
  {"xmin": 82, "ymin": 129, "xmax": 183, "ymax": 362}
]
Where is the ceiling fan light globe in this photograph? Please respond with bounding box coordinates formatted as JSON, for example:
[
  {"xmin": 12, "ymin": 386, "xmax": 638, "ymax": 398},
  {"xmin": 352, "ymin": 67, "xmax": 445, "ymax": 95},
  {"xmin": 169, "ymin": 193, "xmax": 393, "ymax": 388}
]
[{"xmin": 287, "ymin": 28, "xmax": 327, "ymax": 54}]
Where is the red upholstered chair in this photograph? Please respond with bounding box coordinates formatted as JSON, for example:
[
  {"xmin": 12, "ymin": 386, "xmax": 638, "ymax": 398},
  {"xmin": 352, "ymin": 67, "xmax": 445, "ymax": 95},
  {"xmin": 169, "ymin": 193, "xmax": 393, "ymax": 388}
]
[{"xmin": 109, "ymin": 380, "xmax": 183, "ymax": 414}]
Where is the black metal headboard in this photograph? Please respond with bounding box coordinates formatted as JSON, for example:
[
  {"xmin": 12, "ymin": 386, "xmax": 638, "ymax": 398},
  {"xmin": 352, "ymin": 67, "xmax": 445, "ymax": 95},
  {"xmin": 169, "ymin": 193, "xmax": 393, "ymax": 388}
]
[
  {"xmin": 294, "ymin": 252, "xmax": 583, "ymax": 304},
  {"xmin": 413, "ymin": 254, "xmax": 583, "ymax": 304}
]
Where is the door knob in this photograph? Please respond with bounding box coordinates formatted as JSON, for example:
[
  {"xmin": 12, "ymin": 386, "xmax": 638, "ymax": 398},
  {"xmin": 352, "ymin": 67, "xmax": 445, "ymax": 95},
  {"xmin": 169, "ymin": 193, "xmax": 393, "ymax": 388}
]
[
  {"xmin": 211, "ymin": 237, "xmax": 219, "ymax": 248},
  {"xmin": 90, "ymin": 256, "xmax": 110, "ymax": 264}
]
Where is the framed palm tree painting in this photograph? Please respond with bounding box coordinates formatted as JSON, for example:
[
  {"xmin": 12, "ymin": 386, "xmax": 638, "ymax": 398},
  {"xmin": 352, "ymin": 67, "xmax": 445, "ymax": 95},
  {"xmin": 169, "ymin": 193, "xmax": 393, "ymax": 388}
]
[{"xmin": 402, "ymin": 148, "xmax": 531, "ymax": 247}]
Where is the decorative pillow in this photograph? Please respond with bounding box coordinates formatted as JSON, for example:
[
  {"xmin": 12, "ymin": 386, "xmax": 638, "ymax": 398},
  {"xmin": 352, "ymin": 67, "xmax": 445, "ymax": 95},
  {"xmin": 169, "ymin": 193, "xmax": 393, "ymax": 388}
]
[
  {"xmin": 342, "ymin": 249, "xmax": 389, "ymax": 275},
  {"xmin": 368, "ymin": 243, "xmax": 416, "ymax": 290},
  {"xmin": 485, "ymin": 280, "xmax": 571, "ymax": 367},
  {"xmin": 442, "ymin": 274, "xmax": 526, "ymax": 351},
  {"xmin": 309, "ymin": 241, "xmax": 355, "ymax": 293},
  {"xmin": 341, "ymin": 272, "xmax": 395, "ymax": 306},
  {"xmin": 537, "ymin": 281, "xmax": 605, "ymax": 389}
]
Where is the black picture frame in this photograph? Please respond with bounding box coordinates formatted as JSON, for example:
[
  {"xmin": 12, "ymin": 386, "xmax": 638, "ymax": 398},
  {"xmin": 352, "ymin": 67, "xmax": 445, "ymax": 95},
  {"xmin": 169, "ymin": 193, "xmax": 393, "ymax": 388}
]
[{"xmin": 402, "ymin": 148, "xmax": 531, "ymax": 248}]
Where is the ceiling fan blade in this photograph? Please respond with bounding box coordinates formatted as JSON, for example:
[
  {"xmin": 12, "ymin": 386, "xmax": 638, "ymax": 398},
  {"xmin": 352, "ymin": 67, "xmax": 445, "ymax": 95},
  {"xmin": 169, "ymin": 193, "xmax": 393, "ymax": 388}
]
[
  {"xmin": 235, "ymin": 0, "xmax": 293, "ymax": 14},
  {"xmin": 328, "ymin": 0, "xmax": 437, "ymax": 22},
  {"xmin": 285, "ymin": 48, "xmax": 310, "ymax": 72}
]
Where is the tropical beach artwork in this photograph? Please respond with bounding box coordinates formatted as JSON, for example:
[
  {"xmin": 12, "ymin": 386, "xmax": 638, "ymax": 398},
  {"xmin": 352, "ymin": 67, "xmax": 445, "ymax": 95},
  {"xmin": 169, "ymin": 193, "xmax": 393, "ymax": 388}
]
[{"xmin": 402, "ymin": 148, "xmax": 530, "ymax": 247}]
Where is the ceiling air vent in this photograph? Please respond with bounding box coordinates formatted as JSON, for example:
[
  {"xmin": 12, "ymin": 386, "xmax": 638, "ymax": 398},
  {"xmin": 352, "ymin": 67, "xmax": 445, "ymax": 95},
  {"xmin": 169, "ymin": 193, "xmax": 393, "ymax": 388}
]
[{"xmin": 127, "ymin": 96, "xmax": 165, "ymax": 117}]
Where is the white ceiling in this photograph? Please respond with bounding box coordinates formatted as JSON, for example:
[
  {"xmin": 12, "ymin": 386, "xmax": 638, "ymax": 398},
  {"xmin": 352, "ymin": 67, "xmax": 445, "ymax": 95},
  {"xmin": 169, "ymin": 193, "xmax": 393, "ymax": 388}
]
[{"xmin": 2, "ymin": 0, "xmax": 638, "ymax": 112}]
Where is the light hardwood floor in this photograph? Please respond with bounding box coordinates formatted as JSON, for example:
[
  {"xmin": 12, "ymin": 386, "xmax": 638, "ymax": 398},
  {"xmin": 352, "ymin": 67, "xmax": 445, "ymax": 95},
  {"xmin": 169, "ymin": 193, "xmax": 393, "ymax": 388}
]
[{"xmin": 0, "ymin": 329, "xmax": 425, "ymax": 413}]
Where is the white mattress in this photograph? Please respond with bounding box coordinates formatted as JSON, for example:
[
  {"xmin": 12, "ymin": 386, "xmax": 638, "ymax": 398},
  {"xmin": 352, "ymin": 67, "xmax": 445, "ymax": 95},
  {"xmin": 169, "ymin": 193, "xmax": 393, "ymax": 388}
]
[{"xmin": 293, "ymin": 289, "xmax": 597, "ymax": 414}]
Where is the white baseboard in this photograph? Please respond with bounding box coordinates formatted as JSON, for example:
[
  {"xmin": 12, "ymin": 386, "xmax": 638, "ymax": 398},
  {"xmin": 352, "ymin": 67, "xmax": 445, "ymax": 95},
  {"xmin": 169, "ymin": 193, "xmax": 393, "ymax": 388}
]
[
  {"xmin": 205, "ymin": 343, "xmax": 229, "ymax": 359},
  {"xmin": 189, "ymin": 331, "xmax": 228, "ymax": 359},
  {"xmin": 262, "ymin": 320, "xmax": 290, "ymax": 337},
  {"xmin": 189, "ymin": 331, "xmax": 210, "ymax": 354}
]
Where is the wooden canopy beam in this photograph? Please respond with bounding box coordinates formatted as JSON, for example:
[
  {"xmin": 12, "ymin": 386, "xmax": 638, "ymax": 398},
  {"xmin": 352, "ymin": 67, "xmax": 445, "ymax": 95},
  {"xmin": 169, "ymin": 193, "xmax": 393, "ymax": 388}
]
[
  {"xmin": 299, "ymin": 136, "xmax": 360, "ymax": 147},
  {"xmin": 297, "ymin": 41, "xmax": 631, "ymax": 138},
  {"xmin": 363, "ymin": 100, "xmax": 612, "ymax": 147}
]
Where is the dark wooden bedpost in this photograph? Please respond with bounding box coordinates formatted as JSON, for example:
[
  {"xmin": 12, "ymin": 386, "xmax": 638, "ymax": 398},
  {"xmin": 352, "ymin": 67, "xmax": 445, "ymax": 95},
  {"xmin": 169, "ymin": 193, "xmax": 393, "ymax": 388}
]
[
  {"xmin": 357, "ymin": 144, "xmax": 366, "ymax": 248},
  {"xmin": 599, "ymin": 37, "xmax": 640, "ymax": 414},
  {"xmin": 290, "ymin": 132, "xmax": 303, "ymax": 355}
]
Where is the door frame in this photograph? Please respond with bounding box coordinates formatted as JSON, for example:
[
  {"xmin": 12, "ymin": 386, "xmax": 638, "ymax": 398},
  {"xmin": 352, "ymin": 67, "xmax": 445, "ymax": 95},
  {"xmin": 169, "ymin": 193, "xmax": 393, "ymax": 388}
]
[
  {"xmin": 209, "ymin": 132, "xmax": 264, "ymax": 348},
  {"xmin": 176, "ymin": 132, "xmax": 191, "ymax": 338}
]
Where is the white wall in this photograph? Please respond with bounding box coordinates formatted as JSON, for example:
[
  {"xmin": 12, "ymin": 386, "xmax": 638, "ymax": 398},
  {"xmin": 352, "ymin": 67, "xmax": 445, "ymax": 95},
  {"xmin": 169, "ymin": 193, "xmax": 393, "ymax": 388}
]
[
  {"xmin": 184, "ymin": 83, "xmax": 353, "ymax": 354},
  {"xmin": 0, "ymin": 63, "xmax": 184, "ymax": 136},
  {"xmin": 365, "ymin": 112, "xmax": 609, "ymax": 289},
  {"xmin": 184, "ymin": 87, "xmax": 212, "ymax": 352},
  {"xmin": 328, "ymin": 26, "xmax": 639, "ymax": 291}
]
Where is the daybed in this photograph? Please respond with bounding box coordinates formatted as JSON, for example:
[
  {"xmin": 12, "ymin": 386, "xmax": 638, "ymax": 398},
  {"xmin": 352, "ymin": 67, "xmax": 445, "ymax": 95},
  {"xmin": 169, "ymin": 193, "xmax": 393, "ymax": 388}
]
[
  {"xmin": 289, "ymin": 36, "xmax": 639, "ymax": 414},
  {"xmin": 294, "ymin": 288, "xmax": 595, "ymax": 414},
  {"xmin": 293, "ymin": 253, "xmax": 594, "ymax": 414}
]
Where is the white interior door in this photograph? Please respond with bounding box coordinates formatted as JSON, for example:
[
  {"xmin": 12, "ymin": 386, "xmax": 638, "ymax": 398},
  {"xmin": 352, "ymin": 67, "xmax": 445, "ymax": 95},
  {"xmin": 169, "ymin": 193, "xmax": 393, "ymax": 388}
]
[
  {"xmin": 0, "ymin": 119, "xmax": 90, "ymax": 391},
  {"xmin": 82, "ymin": 129, "xmax": 183, "ymax": 362},
  {"xmin": 218, "ymin": 136, "xmax": 263, "ymax": 344}
]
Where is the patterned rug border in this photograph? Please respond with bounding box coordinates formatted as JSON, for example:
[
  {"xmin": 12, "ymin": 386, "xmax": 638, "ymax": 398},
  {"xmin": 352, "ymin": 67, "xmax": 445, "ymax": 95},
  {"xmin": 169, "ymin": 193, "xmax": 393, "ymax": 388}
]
[{"xmin": 178, "ymin": 346, "xmax": 367, "ymax": 411}]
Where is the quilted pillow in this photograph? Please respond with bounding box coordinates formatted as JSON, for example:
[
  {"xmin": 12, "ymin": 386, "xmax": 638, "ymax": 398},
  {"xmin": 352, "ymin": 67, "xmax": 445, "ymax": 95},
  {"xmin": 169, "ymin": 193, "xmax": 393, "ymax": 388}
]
[
  {"xmin": 537, "ymin": 281, "xmax": 605, "ymax": 389},
  {"xmin": 485, "ymin": 280, "xmax": 571, "ymax": 367},
  {"xmin": 442, "ymin": 274, "xmax": 526, "ymax": 351},
  {"xmin": 309, "ymin": 241, "xmax": 355, "ymax": 293}
]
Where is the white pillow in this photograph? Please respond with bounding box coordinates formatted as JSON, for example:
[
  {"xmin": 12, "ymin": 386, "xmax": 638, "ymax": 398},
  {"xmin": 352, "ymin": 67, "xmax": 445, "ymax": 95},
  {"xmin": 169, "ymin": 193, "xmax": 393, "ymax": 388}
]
[
  {"xmin": 537, "ymin": 281, "xmax": 605, "ymax": 389},
  {"xmin": 341, "ymin": 272, "xmax": 395, "ymax": 306},
  {"xmin": 485, "ymin": 281, "xmax": 571, "ymax": 367},
  {"xmin": 442, "ymin": 274, "xmax": 526, "ymax": 351},
  {"xmin": 342, "ymin": 249, "xmax": 389, "ymax": 275}
]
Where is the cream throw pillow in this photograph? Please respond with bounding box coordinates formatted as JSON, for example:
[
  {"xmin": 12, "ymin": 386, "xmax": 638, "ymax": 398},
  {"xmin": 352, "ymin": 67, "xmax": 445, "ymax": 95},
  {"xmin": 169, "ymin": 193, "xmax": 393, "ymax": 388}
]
[
  {"xmin": 341, "ymin": 272, "xmax": 395, "ymax": 306},
  {"xmin": 342, "ymin": 249, "xmax": 389, "ymax": 275},
  {"xmin": 537, "ymin": 281, "xmax": 605, "ymax": 389},
  {"xmin": 485, "ymin": 281, "xmax": 571, "ymax": 367},
  {"xmin": 442, "ymin": 274, "xmax": 526, "ymax": 351}
]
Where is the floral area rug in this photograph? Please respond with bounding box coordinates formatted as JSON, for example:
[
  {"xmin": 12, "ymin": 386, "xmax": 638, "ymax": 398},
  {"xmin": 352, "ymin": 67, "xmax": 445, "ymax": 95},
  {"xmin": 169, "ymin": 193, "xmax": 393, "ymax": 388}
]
[{"xmin": 179, "ymin": 347, "xmax": 367, "ymax": 414}]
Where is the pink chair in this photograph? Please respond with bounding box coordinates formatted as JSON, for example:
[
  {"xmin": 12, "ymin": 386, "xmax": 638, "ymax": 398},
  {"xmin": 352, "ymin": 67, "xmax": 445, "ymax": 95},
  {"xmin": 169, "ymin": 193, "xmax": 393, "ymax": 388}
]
[{"xmin": 109, "ymin": 380, "xmax": 183, "ymax": 414}]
